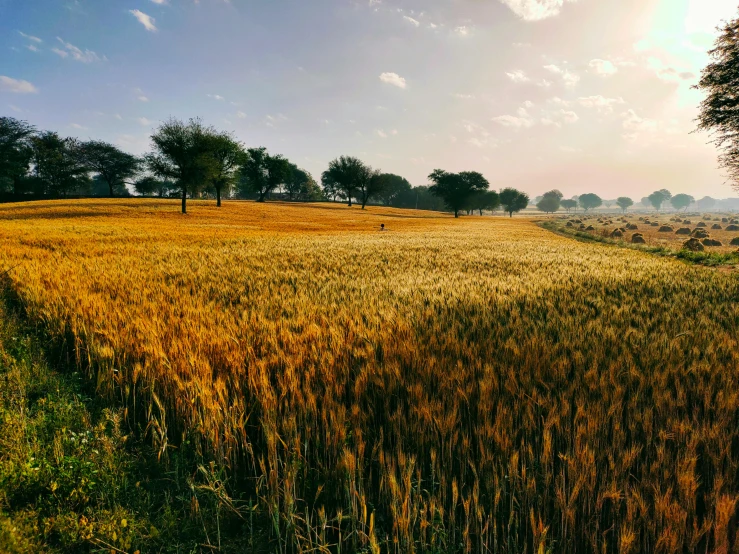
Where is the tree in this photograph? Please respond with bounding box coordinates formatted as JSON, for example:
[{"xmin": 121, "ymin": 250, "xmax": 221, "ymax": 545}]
[
  {"xmin": 616, "ymin": 197, "xmax": 634, "ymax": 213},
  {"xmin": 238, "ymin": 147, "xmax": 291, "ymax": 202},
  {"xmin": 283, "ymin": 164, "xmax": 309, "ymax": 201},
  {"xmin": 500, "ymin": 187, "xmax": 530, "ymax": 218},
  {"xmin": 0, "ymin": 117, "xmax": 35, "ymax": 194},
  {"xmin": 670, "ymin": 193, "xmax": 695, "ymax": 211},
  {"xmin": 640, "ymin": 197, "xmax": 651, "ymax": 208},
  {"xmin": 30, "ymin": 132, "xmax": 90, "ymax": 197},
  {"xmin": 376, "ymin": 173, "xmax": 413, "ymax": 206},
  {"xmin": 536, "ymin": 190, "xmax": 563, "ymax": 213},
  {"xmin": 146, "ymin": 118, "xmax": 217, "ymax": 214},
  {"xmin": 561, "ymin": 198, "xmax": 578, "ymax": 212},
  {"xmin": 428, "ymin": 170, "xmax": 490, "ymax": 218},
  {"xmin": 578, "ymin": 193, "xmax": 602, "ymax": 212},
  {"xmin": 133, "ymin": 176, "xmax": 175, "ymax": 197},
  {"xmin": 697, "ymin": 196, "xmax": 717, "ymax": 211},
  {"xmin": 466, "ymin": 190, "xmax": 501, "ymax": 215},
  {"xmin": 203, "ymin": 132, "xmax": 245, "ymax": 207},
  {"xmin": 695, "ymin": 15, "xmax": 739, "ymax": 186},
  {"xmin": 77, "ymin": 140, "xmax": 141, "ymax": 197},
  {"xmin": 321, "ymin": 156, "xmax": 368, "ymax": 207},
  {"xmin": 647, "ymin": 189, "xmax": 671, "ymax": 211}
]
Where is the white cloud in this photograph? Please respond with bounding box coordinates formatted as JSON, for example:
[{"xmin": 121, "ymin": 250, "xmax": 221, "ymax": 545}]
[
  {"xmin": 207, "ymin": 94, "xmax": 225, "ymax": 101},
  {"xmin": 499, "ymin": 0, "xmax": 576, "ymax": 21},
  {"xmin": 236, "ymin": 111, "xmax": 247, "ymax": 118},
  {"xmin": 0, "ymin": 76, "xmax": 38, "ymax": 94},
  {"xmin": 621, "ymin": 109, "xmax": 656, "ymax": 132},
  {"xmin": 27, "ymin": 45, "xmax": 39, "ymax": 52},
  {"xmin": 403, "ymin": 15, "xmax": 420, "ymax": 27},
  {"xmin": 9, "ymin": 105, "xmax": 22, "ymax": 113},
  {"xmin": 493, "ymin": 114, "xmax": 535, "ymax": 128},
  {"xmin": 54, "ymin": 37, "xmax": 102, "ymax": 63},
  {"xmin": 138, "ymin": 117, "xmax": 153, "ymax": 126},
  {"xmin": 150, "ymin": 0, "xmax": 167, "ymax": 3},
  {"xmin": 453, "ymin": 93, "xmax": 475, "ymax": 99},
  {"xmin": 589, "ymin": 59, "xmax": 618, "ymax": 76},
  {"xmin": 541, "ymin": 109, "xmax": 579, "ymax": 126},
  {"xmin": 506, "ymin": 70, "xmax": 530, "ymax": 83},
  {"xmin": 379, "ymin": 72, "xmax": 407, "ymax": 89},
  {"xmin": 544, "ymin": 64, "xmax": 580, "ymax": 87},
  {"xmin": 19, "ymin": 31, "xmax": 42, "ymax": 43},
  {"xmin": 560, "ymin": 146, "xmax": 582, "ymax": 153},
  {"xmin": 70, "ymin": 123, "xmax": 87, "ymax": 129},
  {"xmin": 130, "ymin": 9, "xmax": 157, "ymax": 32},
  {"xmin": 547, "ymin": 96, "xmax": 572, "ymax": 107},
  {"xmin": 455, "ymin": 26, "xmax": 470, "ymax": 36},
  {"xmin": 376, "ymin": 129, "xmax": 388, "ymax": 138},
  {"xmin": 578, "ymin": 95, "xmax": 625, "ymax": 114}
]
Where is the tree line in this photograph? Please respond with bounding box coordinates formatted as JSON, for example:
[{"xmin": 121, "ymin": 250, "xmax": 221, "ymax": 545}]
[{"xmin": 535, "ymin": 189, "xmax": 720, "ymax": 214}]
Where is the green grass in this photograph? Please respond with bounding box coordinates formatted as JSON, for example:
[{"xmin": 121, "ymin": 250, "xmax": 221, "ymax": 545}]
[
  {"xmin": 539, "ymin": 219, "xmax": 739, "ymax": 267},
  {"xmin": 0, "ymin": 287, "xmax": 260, "ymax": 553}
]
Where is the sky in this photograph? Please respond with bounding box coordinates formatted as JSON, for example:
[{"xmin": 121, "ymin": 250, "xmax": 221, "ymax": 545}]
[{"xmin": 1, "ymin": 0, "xmax": 739, "ymax": 199}]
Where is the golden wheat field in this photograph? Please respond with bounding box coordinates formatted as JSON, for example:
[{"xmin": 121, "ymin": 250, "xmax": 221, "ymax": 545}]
[{"xmin": 3, "ymin": 198, "xmax": 739, "ymax": 553}]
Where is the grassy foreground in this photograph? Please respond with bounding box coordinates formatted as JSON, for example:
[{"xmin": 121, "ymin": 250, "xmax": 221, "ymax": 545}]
[{"xmin": 2, "ymin": 199, "xmax": 739, "ymax": 552}]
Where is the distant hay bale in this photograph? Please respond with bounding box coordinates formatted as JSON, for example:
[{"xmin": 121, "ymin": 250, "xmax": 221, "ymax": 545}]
[
  {"xmin": 730, "ymin": 237, "xmax": 739, "ymax": 246},
  {"xmin": 702, "ymin": 238, "xmax": 723, "ymax": 247},
  {"xmin": 638, "ymin": 217, "xmax": 645, "ymax": 221},
  {"xmin": 722, "ymin": 217, "xmax": 729, "ymax": 223},
  {"xmin": 683, "ymin": 220, "xmax": 691, "ymax": 224},
  {"xmin": 626, "ymin": 223, "xmax": 638, "ymax": 230},
  {"xmin": 696, "ymin": 222, "xmax": 707, "ymax": 227},
  {"xmin": 732, "ymin": 219, "xmax": 739, "ymax": 224},
  {"xmin": 682, "ymin": 238, "xmax": 704, "ymax": 251},
  {"xmin": 650, "ymin": 222, "xmax": 659, "ymax": 227},
  {"xmin": 631, "ymin": 234, "xmax": 646, "ymax": 244},
  {"xmin": 611, "ymin": 229, "xmax": 623, "ymax": 238},
  {"xmin": 586, "ymin": 225, "xmax": 595, "ymax": 231},
  {"xmin": 658, "ymin": 225, "xmax": 673, "ymax": 232},
  {"xmin": 566, "ymin": 222, "xmax": 573, "ymax": 227},
  {"xmin": 675, "ymin": 227, "xmax": 691, "ymax": 235},
  {"xmin": 725, "ymin": 225, "xmax": 739, "ymax": 231},
  {"xmin": 712, "ymin": 224, "xmax": 723, "ymax": 230},
  {"xmin": 692, "ymin": 228, "xmax": 709, "ymax": 238}
]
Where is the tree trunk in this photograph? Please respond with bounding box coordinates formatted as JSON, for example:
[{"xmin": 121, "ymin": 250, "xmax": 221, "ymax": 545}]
[
  {"xmin": 216, "ymin": 186, "xmax": 222, "ymax": 207},
  {"xmin": 181, "ymin": 186, "xmax": 187, "ymax": 214},
  {"xmin": 454, "ymin": 210, "xmax": 459, "ymax": 218},
  {"xmin": 509, "ymin": 211, "xmax": 513, "ymax": 218},
  {"xmin": 361, "ymin": 195, "xmax": 367, "ymax": 209},
  {"xmin": 109, "ymin": 182, "xmax": 115, "ymax": 198}
]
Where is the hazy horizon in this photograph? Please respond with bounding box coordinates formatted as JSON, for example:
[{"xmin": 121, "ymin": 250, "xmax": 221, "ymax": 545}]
[{"xmin": 2, "ymin": 0, "xmax": 739, "ymax": 199}]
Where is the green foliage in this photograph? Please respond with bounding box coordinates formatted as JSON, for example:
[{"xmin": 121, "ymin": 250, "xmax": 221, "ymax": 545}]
[
  {"xmin": 695, "ymin": 13, "xmax": 739, "ymax": 186},
  {"xmin": 133, "ymin": 176, "xmax": 176, "ymax": 197},
  {"xmin": 203, "ymin": 131, "xmax": 246, "ymax": 206},
  {"xmin": 647, "ymin": 189, "xmax": 671, "ymax": 211},
  {"xmin": 697, "ymin": 196, "xmax": 717, "ymax": 210},
  {"xmin": 77, "ymin": 140, "xmax": 142, "ymax": 198},
  {"xmin": 616, "ymin": 196, "xmax": 634, "ymax": 212},
  {"xmin": 0, "ymin": 117, "xmax": 35, "ymax": 194},
  {"xmin": 536, "ymin": 190, "xmax": 563, "ymax": 213},
  {"xmin": 376, "ymin": 173, "xmax": 413, "ymax": 206},
  {"xmin": 578, "ymin": 193, "xmax": 602, "ymax": 212},
  {"xmin": 428, "ymin": 169, "xmax": 490, "ymax": 217},
  {"xmin": 238, "ymin": 146, "xmax": 290, "ymax": 202},
  {"xmin": 561, "ymin": 198, "xmax": 578, "ymax": 212},
  {"xmin": 321, "ymin": 156, "xmax": 370, "ymax": 207},
  {"xmin": 30, "ymin": 132, "xmax": 91, "ymax": 198},
  {"xmin": 499, "ymin": 187, "xmax": 530, "ymax": 217},
  {"xmin": 670, "ymin": 193, "xmax": 695, "ymax": 211}
]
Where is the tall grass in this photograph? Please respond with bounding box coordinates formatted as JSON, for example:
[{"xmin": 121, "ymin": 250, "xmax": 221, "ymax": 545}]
[{"xmin": 2, "ymin": 199, "xmax": 739, "ymax": 552}]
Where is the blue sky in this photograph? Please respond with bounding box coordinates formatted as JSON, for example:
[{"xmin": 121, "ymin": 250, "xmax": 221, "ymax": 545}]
[{"xmin": 2, "ymin": 0, "xmax": 739, "ymax": 198}]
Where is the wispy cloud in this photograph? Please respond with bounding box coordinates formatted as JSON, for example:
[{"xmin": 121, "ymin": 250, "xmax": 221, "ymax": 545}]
[
  {"xmin": 506, "ymin": 70, "xmax": 530, "ymax": 83},
  {"xmin": 0, "ymin": 75, "xmax": 38, "ymax": 94},
  {"xmin": 403, "ymin": 15, "xmax": 420, "ymax": 27},
  {"xmin": 379, "ymin": 72, "xmax": 407, "ymax": 89},
  {"xmin": 54, "ymin": 37, "xmax": 103, "ymax": 63},
  {"xmin": 589, "ymin": 59, "xmax": 618, "ymax": 76},
  {"xmin": 493, "ymin": 105, "xmax": 536, "ymax": 128},
  {"xmin": 499, "ymin": 0, "xmax": 576, "ymax": 22},
  {"xmin": 138, "ymin": 117, "xmax": 153, "ymax": 126},
  {"xmin": 130, "ymin": 9, "xmax": 157, "ymax": 32},
  {"xmin": 543, "ymin": 64, "xmax": 580, "ymax": 87},
  {"xmin": 207, "ymin": 94, "xmax": 225, "ymax": 101},
  {"xmin": 19, "ymin": 31, "xmax": 42, "ymax": 43},
  {"xmin": 578, "ymin": 95, "xmax": 625, "ymax": 114}
]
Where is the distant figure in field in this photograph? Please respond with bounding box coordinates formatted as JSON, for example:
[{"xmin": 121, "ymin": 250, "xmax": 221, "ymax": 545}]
[{"xmin": 380, "ymin": 224, "xmax": 386, "ymax": 231}]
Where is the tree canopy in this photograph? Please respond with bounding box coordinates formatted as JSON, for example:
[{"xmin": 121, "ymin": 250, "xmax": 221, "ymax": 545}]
[
  {"xmin": 697, "ymin": 196, "xmax": 717, "ymax": 211},
  {"xmin": 578, "ymin": 193, "xmax": 602, "ymax": 212},
  {"xmin": 202, "ymin": 131, "xmax": 245, "ymax": 207},
  {"xmin": 670, "ymin": 193, "xmax": 694, "ymax": 211},
  {"xmin": 77, "ymin": 140, "xmax": 142, "ymax": 198},
  {"xmin": 561, "ymin": 198, "xmax": 578, "ymax": 212},
  {"xmin": 696, "ymin": 15, "xmax": 739, "ymax": 187},
  {"xmin": 647, "ymin": 189, "xmax": 671, "ymax": 211},
  {"xmin": 428, "ymin": 170, "xmax": 490, "ymax": 218},
  {"xmin": 0, "ymin": 117, "xmax": 35, "ymax": 194},
  {"xmin": 30, "ymin": 132, "xmax": 90, "ymax": 198},
  {"xmin": 500, "ymin": 187, "xmax": 530, "ymax": 218},
  {"xmin": 616, "ymin": 197, "xmax": 634, "ymax": 213},
  {"xmin": 321, "ymin": 156, "xmax": 367, "ymax": 207},
  {"xmin": 536, "ymin": 190, "xmax": 563, "ymax": 213}
]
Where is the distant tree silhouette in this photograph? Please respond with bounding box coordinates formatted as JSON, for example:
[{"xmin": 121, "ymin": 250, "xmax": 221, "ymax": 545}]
[
  {"xmin": 500, "ymin": 187, "xmax": 530, "ymax": 217},
  {"xmin": 696, "ymin": 14, "xmax": 739, "ymax": 187},
  {"xmin": 428, "ymin": 170, "xmax": 490, "ymax": 218},
  {"xmin": 358, "ymin": 166, "xmax": 383, "ymax": 209},
  {"xmin": 147, "ymin": 118, "xmax": 217, "ymax": 214},
  {"xmin": 648, "ymin": 189, "xmax": 671, "ymax": 211},
  {"xmin": 578, "ymin": 193, "xmax": 602, "ymax": 212},
  {"xmin": 134, "ymin": 176, "xmax": 175, "ymax": 197},
  {"xmin": 670, "ymin": 193, "xmax": 694, "ymax": 212},
  {"xmin": 616, "ymin": 197, "xmax": 634, "ymax": 213},
  {"xmin": 0, "ymin": 117, "xmax": 35, "ymax": 194},
  {"xmin": 201, "ymin": 131, "xmax": 245, "ymax": 207},
  {"xmin": 78, "ymin": 140, "xmax": 142, "ymax": 197},
  {"xmin": 238, "ymin": 147, "xmax": 291, "ymax": 202},
  {"xmin": 376, "ymin": 173, "xmax": 413, "ymax": 207},
  {"xmin": 536, "ymin": 189, "xmax": 563, "ymax": 213},
  {"xmin": 322, "ymin": 156, "xmax": 367, "ymax": 207},
  {"xmin": 30, "ymin": 132, "xmax": 90, "ymax": 197},
  {"xmin": 561, "ymin": 198, "xmax": 578, "ymax": 213},
  {"xmin": 697, "ymin": 196, "xmax": 717, "ymax": 211},
  {"xmin": 468, "ymin": 190, "xmax": 500, "ymax": 215}
]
